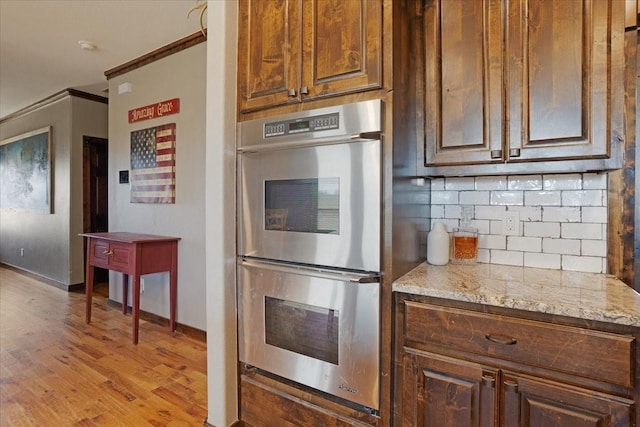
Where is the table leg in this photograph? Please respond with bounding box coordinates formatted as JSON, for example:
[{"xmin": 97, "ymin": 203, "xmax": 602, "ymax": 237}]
[
  {"xmin": 132, "ymin": 274, "xmax": 140, "ymax": 345},
  {"xmin": 169, "ymin": 243, "xmax": 178, "ymax": 333},
  {"xmin": 122, "ymin": 273, "xmax": 129, "ymax": 315},
  {"xmin": 84, "ymin": 262, "xmax": 93, "ymax": 323}
]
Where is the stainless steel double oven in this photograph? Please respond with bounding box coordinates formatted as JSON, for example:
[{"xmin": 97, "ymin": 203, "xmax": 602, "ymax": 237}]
[{"xmin": 237, "ymin": 100, "xmax": 382, "ymax": 411}]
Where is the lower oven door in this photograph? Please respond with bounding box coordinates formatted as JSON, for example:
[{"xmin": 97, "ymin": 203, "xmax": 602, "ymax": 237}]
[{"xmin": 238, "ymin": 258, "xmax": 380, "ymax": 410}]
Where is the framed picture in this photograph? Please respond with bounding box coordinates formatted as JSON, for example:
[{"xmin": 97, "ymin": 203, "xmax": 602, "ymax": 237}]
[{"xmin": 0, "ymin": 126, "xmax": 52, "ymax": 213}]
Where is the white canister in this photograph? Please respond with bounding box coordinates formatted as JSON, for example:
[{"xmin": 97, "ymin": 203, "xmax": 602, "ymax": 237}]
[{"xmin": 427, "ymin": 222, "xmax": 450, "ymax": 265}]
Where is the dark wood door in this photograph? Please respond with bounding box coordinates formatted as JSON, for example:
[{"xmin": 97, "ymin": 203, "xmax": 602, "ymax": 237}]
[
  {"xmin": 506, "ymin": 0, "xmax": 625, "ymax": 163},
  {"xmin": 300, "ymin": 0, "xmax": 382, "ymax": 100},
  {"xmin": 237, "ymin": 0, "xmax": 302, "ymax": 113},
  {"xmin": 501, "ymin": 373, "xmax": 633, "ymax": 427},
  {"xmin": 83, "ymin": 136, "xmax": 108, "ymax": 285},
  {"xmin": 401, "ymin": 349, "xmax": 498, "ymax": 427},
  {"xmin": 424, "ymin": 0, "xmax": 504, "ymax": 166}
]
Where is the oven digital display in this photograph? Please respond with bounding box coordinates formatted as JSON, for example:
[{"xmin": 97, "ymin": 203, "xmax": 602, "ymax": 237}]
[
  {"xmin": 264, "ymin": 112, "xmax": 339, "ymax": 137},
  {"xmin": 289, "ymin": 120, "xmax": 310, "ymax": 133}
]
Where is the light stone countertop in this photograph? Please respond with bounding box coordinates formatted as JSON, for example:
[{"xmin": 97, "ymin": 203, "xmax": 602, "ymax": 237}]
[{"xmin": 393, "ymin": 262, "xmax": 640, "ymax": 327}]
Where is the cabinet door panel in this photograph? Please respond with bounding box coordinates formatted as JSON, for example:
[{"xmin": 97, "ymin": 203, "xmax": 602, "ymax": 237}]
[
  {"xmin": 402, "ymin": 349, "xmax": 498, "ymax": 427},
  {"xmin": 501, "ymin": 374, "xmax": 633, "ymax": 427},
  {"xmin": 301, "ymin": 0, "xmax": 382, "ymax": 99},
  {"xmin": 424, "ymin": 0, "xmax": 503, "ymax": 166},
  {"xmin": 238, "ymin": 0, "xmax": 301, "ymax": 112},
  {"xmin": 507, "ymin": 0, "xmax": 624, "ymax": 161}
]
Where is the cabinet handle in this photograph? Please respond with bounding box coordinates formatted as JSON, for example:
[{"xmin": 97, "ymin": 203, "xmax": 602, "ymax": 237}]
[
  {"xmin": 504, "ymin": 380, "xmax": 519, "ymax": 394},
  {"xmin": 287, "ymin": 88, "xmax": 297, "ymax": 97},
  {"xmin": 485, "ymin": 334, "xmax": 517, "ymax": 345},
  {"xmin": 490, "ymin": 150, "xmax": 502, "ymax": 159},
  {"xmin": 102, "ymin": 249, "xmax": 113, "ymax": 256},
  {"xmin": 509, "ymin": 148, "xmax": 521, "ymax": 157},
  {"xmin": 300, "ymin": 86, "xmax": 309, "ymax": 95},
  {"xmin": 481, "ymin": 374, "xmax": 496, "ymax": 388}
]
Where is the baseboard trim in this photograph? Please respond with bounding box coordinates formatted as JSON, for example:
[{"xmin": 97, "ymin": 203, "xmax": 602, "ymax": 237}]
[
  {"xmin": 0, "ymin": 263, "xmax": 79, "ymax": 291},
  {"xmin": 106, "ymin": 298, "xmax": 206, "ymax": 343}
]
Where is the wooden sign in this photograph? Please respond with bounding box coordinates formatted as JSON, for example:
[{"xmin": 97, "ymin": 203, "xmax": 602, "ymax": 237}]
[{"xmin": 128, "ymin": 98, "xmax": 180, "ymax": 123}]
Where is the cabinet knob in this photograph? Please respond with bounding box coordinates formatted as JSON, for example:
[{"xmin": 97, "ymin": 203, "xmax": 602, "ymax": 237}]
[
  {"xmin": 102, "ymin": 249, "xmax": 113, "ymax": 256},
  {"xmin": 287, "ymin": 88, "xmax": 297, "ymax": 97},
  {"xmin": 481, "ymin": 374, "xmax": 496, "ymax": 388},
  {"xmin": 300, "ymin": 86, "xmax": 309, "ymax": 95},
  {"xmin": 490, "ymin": 150, "xmax": 502, "ymax": 159},
  {"xmin": 509, "ymin": 148, "xmax": 521, "ymax": 158},
  {"xmin": 504, "ymin": 380, "xmax": 519, "ymax": 394}
]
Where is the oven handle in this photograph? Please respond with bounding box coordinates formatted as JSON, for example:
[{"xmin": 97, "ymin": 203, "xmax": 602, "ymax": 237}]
[
  {"xmin": 237, "ymin": 132, "xmax": 382, "ymax": 154},
  {"xmin": 239, "ymin": 257, "xmax": 380, "ymax": 284}
]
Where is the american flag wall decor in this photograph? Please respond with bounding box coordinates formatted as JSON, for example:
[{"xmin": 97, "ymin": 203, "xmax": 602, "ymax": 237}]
[{"xmin": 130, "ymin": 123, "xmax": 176, "ymax": 204}]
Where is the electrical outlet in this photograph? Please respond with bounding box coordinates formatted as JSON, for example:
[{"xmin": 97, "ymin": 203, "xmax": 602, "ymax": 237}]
[
  {"xmin": 140, "ymin": 278, "xmax": 145, "ymax": 295},
  {"xmin": 502, "ymin": 212, "xmax": 520, "ymax": 235},
  {"xmin": 20, "ymin": 248, "xmax": 24, "ymax": 256}
]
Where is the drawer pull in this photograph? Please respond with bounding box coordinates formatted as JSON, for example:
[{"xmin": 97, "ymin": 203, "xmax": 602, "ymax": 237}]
[
  {"xmin": 485, "ymin": 334, "xmax": 517, "ymax": 345},
  {"xmin": 102, "ymin": 250, "xmax": 113, "ymax": 256}
]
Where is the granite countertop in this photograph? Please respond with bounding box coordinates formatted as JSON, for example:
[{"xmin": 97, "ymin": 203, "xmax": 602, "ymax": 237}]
[{"xmin": 393, "ymin": 262, "xmax": 640, "ymax": 327}]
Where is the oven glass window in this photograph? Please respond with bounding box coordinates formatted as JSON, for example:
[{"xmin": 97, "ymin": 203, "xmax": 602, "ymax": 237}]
[
  {"xmin": 264, "ymin": 178, "xmax": 339, "ymax": 234},
  {"xmin": 264, "ymin": 297, "xmax": 339, "ymax": 365}
]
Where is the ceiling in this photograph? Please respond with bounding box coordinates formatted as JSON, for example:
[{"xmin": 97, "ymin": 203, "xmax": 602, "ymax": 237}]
[{"xmin": 0, "ymin": 0, "xmax": 206, "ymax": 119}]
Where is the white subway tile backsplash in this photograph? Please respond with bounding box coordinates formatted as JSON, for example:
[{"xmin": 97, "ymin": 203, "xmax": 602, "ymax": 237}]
[
  {"xmin": 476, "ymin": 175, "xmax": 508, "ymax": 190},
  {"xmin": 429, "ymin": 178, "xmax": 445, "ymax": 190},
  {"xmin": 491, "ymin": 250, "xmax": 524, "ymax": 266},
  {"xmin": 561, "ymin": 223, "xmax": 602, "ymax": 240},
  {"xmin": 542, "ymin": 207, "xmax": 581, "ymax": 223},
  {"xmin": 509, "ymin": 206, "xmax": 542, "ymax": 221},
  {"xmin": 582, "ymin": 206, "xmax": 607, "ymax": 223},
  {"xmin": 507, "ymin": 236, "xmax": 542, "ymax": 252},
  {"xmin": 431, "ymin": 205, "xmax": 445, "ymax": 218},
  {"xmin": 479, "ymin": 234, "xmax": 506, "ymax": 250},
  {"xmin": 582, "ymin": 173, "xmax": 607, "ymax": 190},
  {"xmin": 562, "ymin": 190, "xmax": 604, "ymax": 207},
  {"xmin": 424, "ymin": 172, "xmax": 608, "ymax": 274},
  {"xmin": 491, "ymin": 191, "xmax": 524, "ymax": 205},
  {"xmin": 431, "ymin": 191, "xmax": 458, "ymax": 205},
  {"xmin": 460, "ymin": 191, "xmax": 490, "ymax": 205},
  {"xmin": 477, "ymin": 248, "xmax": 491, "ymax": 263},
  {"xmin": 508, "ymin": 175, "xmax": 543, "ymax": 190},
  {"xmin": 444, "ymin": 205, "xmax": 462, "ymax": 219},
  {"xmin": 582, "ymin": 239, "xmax": 607, "ymax": 257},
  {"xmin": 524, "ymin": 222, "xmax": 561, "ymax": 238},
  {"xmin": 542, "ymin": 238, "xmax": 581, "ymax": 255},
  {"xmin": 445, "ymin": 177, "xmax": 475, "ymax": 190},
  {"xmin": 476, "ymin": 205, "xmax": 507, "ymax": 220},
  {"xmin": 562, "ymin": 255, "xmax": 604, "ymax": 273},
  {"xmin": 524, "ymin": 253, "xmax": 561, "ymax": 270},
  {"xmin": 543, "ymin": 174, "xmax": 582, "ymax": 190},
  {"xmin": 525, "ymin": 191, "xmax": 562, "ymax": 206}
]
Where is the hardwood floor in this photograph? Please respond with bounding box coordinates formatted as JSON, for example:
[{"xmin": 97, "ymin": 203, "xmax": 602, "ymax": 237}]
[{"xmin": 0, "ymin": 266, "xmax": 208, "ymax": 426}]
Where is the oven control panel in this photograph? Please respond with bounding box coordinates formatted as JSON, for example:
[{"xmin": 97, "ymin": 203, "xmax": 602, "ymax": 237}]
[{"xmin": 264, "ymin": 112, "xmax": 339, "ymax": 138}]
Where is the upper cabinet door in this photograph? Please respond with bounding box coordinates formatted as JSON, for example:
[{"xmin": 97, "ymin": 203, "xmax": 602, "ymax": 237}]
[
  {"xmin": 506, "ymin": 0, "xmax": 625, "ymax": 162},
  {"xmin": 424, "ymin": 0, "xmax": 504, "ymax": 166},
  {"xmin": 238, "ymin": 0, "xmax": 302, "ymax": 113},
  {"xmin": 300, "ymin": 0, "xmax": 382, "ymax": 100}
]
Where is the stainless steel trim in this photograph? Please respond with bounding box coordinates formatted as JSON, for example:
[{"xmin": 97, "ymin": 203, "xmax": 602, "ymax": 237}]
[{"xmin": 239, "ymin": 257, "xmax": 380, "ymax": 283}]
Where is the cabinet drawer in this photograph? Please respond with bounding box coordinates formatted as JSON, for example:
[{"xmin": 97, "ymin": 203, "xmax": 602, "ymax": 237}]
[
  {"xmin": 89, "ymin": 240, "xmax": 111, "ymax": 268},
  {"xmin": 404, "ymin": 301, "xmax": 635, "ymax": 388},
  {"xmin": 109, "ymin": 242, "xmax": 132, "ymax": 272}
]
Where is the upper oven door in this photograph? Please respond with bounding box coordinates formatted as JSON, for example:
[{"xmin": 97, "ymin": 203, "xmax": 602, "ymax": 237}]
[{"xmin": 238, "ymin": 137, "xmax": 381, "ymax": 272}]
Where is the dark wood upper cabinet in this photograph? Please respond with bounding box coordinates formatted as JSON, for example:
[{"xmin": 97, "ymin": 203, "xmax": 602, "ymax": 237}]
[
  {"xmin": 423, "ymin": 0, "xmax": 627, "ymax": 175},
  {"xmin": 237, "ymin": 0, "xmax": 382, "ymax": 114}
]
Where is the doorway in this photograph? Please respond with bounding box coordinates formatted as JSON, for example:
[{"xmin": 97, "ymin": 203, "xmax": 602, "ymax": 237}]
[{"xmin": 83, "ymin": 136, "xmax": 109, "ymax": 286}]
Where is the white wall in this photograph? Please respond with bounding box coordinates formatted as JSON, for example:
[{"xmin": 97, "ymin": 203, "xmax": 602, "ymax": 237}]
[
  {"xmin": 107, "ymin": 44, "xmax": 207, "ymax": 330},
  {"xmin": 205, "ymin": 1, "xmax": 238, "ymax": 425},
  {"xmin": 0, "ymin": 94, "xmax": 108, "ymax": 287}
]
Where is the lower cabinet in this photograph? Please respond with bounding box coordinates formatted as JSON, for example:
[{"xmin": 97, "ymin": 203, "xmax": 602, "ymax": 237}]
[
  {"xmin": 402, "ymin": 350, "xmax": 632, "ymax": 427},
  {"xmin": 395, "ymin": 295, "xmax": 638, "ymax": 427}
]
